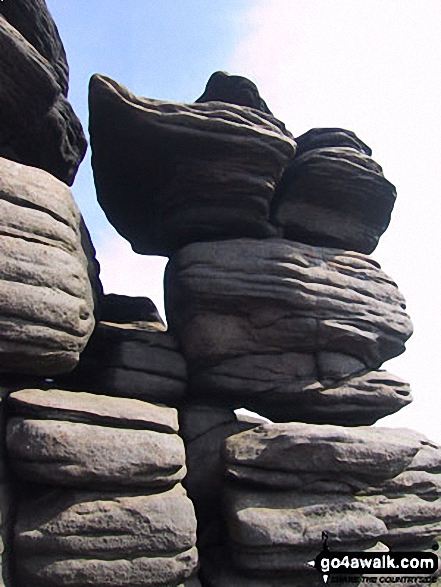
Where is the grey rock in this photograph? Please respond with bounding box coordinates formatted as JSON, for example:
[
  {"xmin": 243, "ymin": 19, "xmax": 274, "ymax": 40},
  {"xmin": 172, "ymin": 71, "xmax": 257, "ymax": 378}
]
[
  {"xmin": 180, "ymin": 405, "xmax": 258, "ymax": 533},
  {"xmin": 89, "ymin": 74, "xmax": 296, "ymax": 256},
  {"xmin": 224, "ymin": 485, "xmax": 386, "ymax": 572},
  {"xmin": 0, "ymin": 158, "xmax": 97, "ymax": 375},
  {"xmin": 0, "ymin": 17, "xmax": 85, "ymax": 184},
  {"xmin": 7, "ymin": 417, "xmax": 186, "ymax": 488},
  {"xmin": 294, "ymin": 127, "xmax": 372, "ymax": 156},
  {"xmin": 201, "ymin": 547, "xmax": 326, "ymax": 586},
  {"xmin": 166, "ymin": 239, "xmax": 412, "ymax": 421},
  {"xmin": 8, "ymin": 388, "xmax": 179, "ymax": 433},
  {"xmin": 15, "ymin": 484, "xmax": 198, "ymax": 586},
  {"xmin": 0, "ymin": 0, "xmax": 68, "ymax": 94},
  {"xmin": 360, "ymin": 434, "xmax": 441, "ymax": 498},
  {"xmin": 100, "ymin": 293, "xmax": 165, "ymax": 326},
  {"xmin": 195, "ymin": 71, "xmax": 275, "ymax": 117},
  {"xmin": 273, "ymin": 145, "xmax": 396, "ymax": 253},
  {"xmin": 59, "ymin": 320, "xmax": 187, "ymax": 405},
  {"xmin": 359, "ymin": 495, "xmax": 441, "ymax": 549},
  {"xmin": 224, "ymin": 423, "xmax": 421, "ymax": 492}
]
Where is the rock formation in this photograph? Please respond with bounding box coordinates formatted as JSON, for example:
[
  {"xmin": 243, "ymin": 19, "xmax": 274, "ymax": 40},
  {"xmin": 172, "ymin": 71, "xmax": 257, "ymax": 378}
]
[
  {"xmin": 165, "ymin": 239, "xmax": 412, "ymax": 424},
  {"xmin": 0, "ymin": 0, "xmax": 86, "ymax": 184},
  {"xmin": 0, "ymin": 157, "xmax": 98, "ymax": 376},
  {"xmin": 0, "ymin": 3, "xmax": 439, "ymax": 585}
]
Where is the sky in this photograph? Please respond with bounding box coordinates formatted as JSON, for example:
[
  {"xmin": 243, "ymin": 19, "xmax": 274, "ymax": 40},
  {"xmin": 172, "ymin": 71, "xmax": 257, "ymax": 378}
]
[{"xmin": 47, "ymin": 0, "xmax": 441, "ymax": 443}]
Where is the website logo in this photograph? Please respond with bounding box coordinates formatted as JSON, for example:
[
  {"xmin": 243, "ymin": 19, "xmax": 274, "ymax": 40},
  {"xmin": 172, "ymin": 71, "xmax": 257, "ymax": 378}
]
[{"xmin": 308, "ymin": 533, "xmax": 439, "ymax": 584}]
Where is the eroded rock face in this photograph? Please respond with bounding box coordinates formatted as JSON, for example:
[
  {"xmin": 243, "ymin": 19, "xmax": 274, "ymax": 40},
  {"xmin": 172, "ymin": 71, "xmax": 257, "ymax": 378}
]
[
  {"xmin": 221, "ymin": 423, "xmax": 441, "ymax": 579},
  {"xmin": 89, "ymin": 74, "xmax": 296, "ymax": 256},
  {"xmin": 0, "ymin": 0, "xmax": 68, "ymax": 94},
  {"xmin": 165, "ymin": 238, "xmax": 412, "ymax": 423},
  {"xmin": 195, "ymin": 71, "xmax": 274, "ymax": 116},
  {"xmin": 59, "ymin": 320, "xmax": 187, "ymax": 405},
  {"xmin": 0, "ymin": 158, "xmax": 97, "ymax": 376},
  {"xmin": 225, "ymin": 485, "xmax": 386, "ymax": 572},
  {"xmin": 15, "ymin": 484, "xmax": 198, "ymax": 587},
  {"xmin": 0, "ymin": 12, "xmax": 86, "ymax": 184},
  {"xmin": 273, "ymin": 136, "xmax": 396, "ymax": 254},
  {"xmin": 7, "ymin": 389, "xmax": 186, "ymax": 489},
  {"xmin": 224, "ymin": 423, "xmax": 422, "ymax": 492}
]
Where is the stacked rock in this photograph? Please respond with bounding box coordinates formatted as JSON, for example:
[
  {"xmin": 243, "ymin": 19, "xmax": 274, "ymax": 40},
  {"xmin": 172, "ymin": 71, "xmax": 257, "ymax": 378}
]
[
  {"xmin": 58, "ymin": 293, "xmax": 188, "ymax": 406},
  {"xmin": 212, "ymin": 424, "xmax": 441, "ymax": 585},
  {"xmin": 89, "ymin": 71, "xmax": 441, "ymax": 585},
  {"xmin": 0, "ymin": 2, "xmax": 200, "ymax": 586},
  {"xmin": 7, "ymin": 388, "xmax": 198, "ymax": 587}
]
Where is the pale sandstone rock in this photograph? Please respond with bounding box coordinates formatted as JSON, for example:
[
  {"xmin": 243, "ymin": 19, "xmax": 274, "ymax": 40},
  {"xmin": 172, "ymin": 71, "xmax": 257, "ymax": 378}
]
[
  {"xmin": 0, "ymin": 158, "xmax": 97, "ymax": 375},
  {"xmin": 15, "ymin": 484, "xmax": 198, "ymax": 587},
  {"xmin": 8, "ymin": 388, "xmax": 179, "ymax": 432},
  {"xmin": 7, "ymin": 416, "xmax": 186, "ymax": 488},
  {"xmin": 224, "ymin": 423, "xmax": 421, "ymax": 492}
]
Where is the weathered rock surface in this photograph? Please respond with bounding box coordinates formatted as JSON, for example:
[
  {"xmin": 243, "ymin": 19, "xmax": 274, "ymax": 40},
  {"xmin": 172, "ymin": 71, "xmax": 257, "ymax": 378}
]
[
  {"xmin": 0, "ymin": 15, "xmax": 86, "ymax": 184},
  {"xmin": 7, "ymin": 416, "xmax": 185, "ymax": 489},
  {"xmin": 356, "ymin": 431, "xmax": 441, "ymax": 549},
  {"xmin": 294, "ymin": 127, "xmax": 372, "ymax": 156},
  {"xmin": 8, "ymin": 388, "xmax": 179, "ymax": 433},
  {"xmin": 225, "ymin": 485, "xmax": 386, "ymax": 572},
  {"xmin": 166, "ymin": 238, "xmax": 412, "ymax": 422},
  {"xmin": 221, "ymin": 424, "xmax": 441, "ymax": 576},
  {"xmin": 0, "ymin": 0, "xmax": 68, "ymax": 94},
  {"xmin": 195, "ymin": 71, "xmax": 275, "ymax": 117},
  {"xmin": 7, "ymin": 388, "xmax": 185, "ymax": 489},
  {"xmin": 15, "ymin": 484, "xmax": 198, "ymax": 587},
  {"xmin": 180, "ymin": 405, "xmax": 259, "ymax": 535},
  {"xmin": 224, "ymin": 424, "xmax": 421, "ymax": 492},
  {"xmin": 273, "ymin": 130, "xmax": 396, "ymax": 253},
  {"xmin": 89, "ymin": 74, "xmax": 296, "ymax": 256},
  {"xmin": 0, "ymin": 158, "xmax": 97, "ymax": 376},
  {"xmin": 59, "ymin": 320, "xmax": 187, "ymax": 405}
]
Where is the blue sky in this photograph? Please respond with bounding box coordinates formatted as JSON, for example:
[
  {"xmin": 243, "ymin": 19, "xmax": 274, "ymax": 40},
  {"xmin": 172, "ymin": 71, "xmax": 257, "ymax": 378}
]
[{"xmin": 45, "ymin": 0, "xmax": 441, "ymax": 442}]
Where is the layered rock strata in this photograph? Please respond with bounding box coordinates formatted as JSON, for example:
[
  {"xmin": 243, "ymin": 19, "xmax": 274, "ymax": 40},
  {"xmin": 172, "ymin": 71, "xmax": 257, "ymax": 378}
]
[
  {"xmin": 216, "ymin": 423, "xmax": 441, "ymax": 583},
  {"xmin": 166, "ymin": 238, "xmax": 412, "ymax": 424},
  {"xmin": 0, "ymin": 1, "xmax": 86, "ymax": 184},
  {"xmin": 89, "ymin": 74, "xmax": 296, "ymax": 256},
  {"xmin": 58, "ymin": 295, "xmax": 187, "ymax": 405},
  {"xmin": 273, "ymin": 128, "xmax": 396, "ymax": 253},
  {"xmin": 0, "ymin": 158, "xmax": 97, "ymax": 376},
  {"xmin": 7, "ymin": 388, "xmax": 198, "ymax": 587}
]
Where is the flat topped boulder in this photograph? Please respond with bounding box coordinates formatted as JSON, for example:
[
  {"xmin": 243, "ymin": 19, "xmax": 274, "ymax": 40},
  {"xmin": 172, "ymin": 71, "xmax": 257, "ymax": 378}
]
[
  {"xmin": 8, "ymin": 388, "xmax": 179, "ymax": 433},
  {"xmin": 7, "ymin": 389, "xmax": 185, "ymax": 488},
  {"xmin": 224, "ymin": 423, "xmax": 423, "ymax": 491},
  {"xmin": 89, "ymin": 73, "xmax": 296, "ymax": 256}
]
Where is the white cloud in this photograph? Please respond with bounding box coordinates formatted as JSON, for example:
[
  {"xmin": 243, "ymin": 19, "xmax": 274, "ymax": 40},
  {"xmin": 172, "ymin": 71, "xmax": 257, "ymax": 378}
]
[
  {"xmin": 228, "ymin": 0, "xmax": 441, "ymax": 443},
  {"xmin": 95, "ymin": 230, "xmax": 168, "ymax": 320}
]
